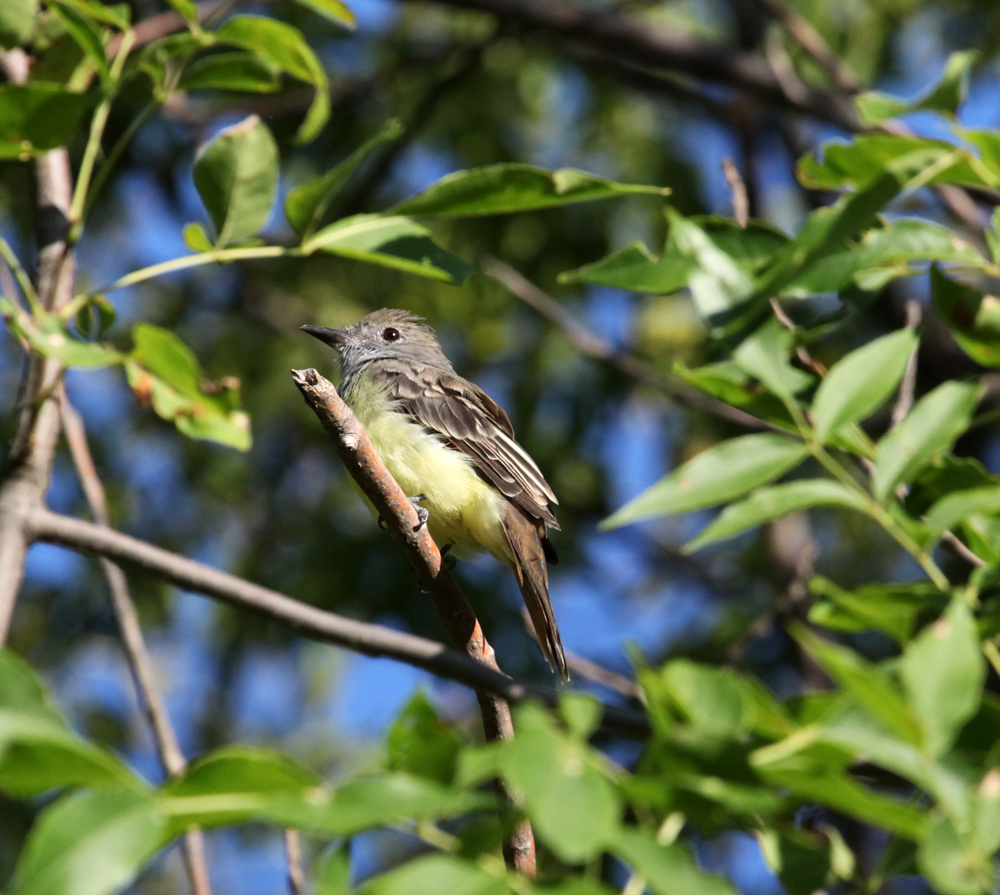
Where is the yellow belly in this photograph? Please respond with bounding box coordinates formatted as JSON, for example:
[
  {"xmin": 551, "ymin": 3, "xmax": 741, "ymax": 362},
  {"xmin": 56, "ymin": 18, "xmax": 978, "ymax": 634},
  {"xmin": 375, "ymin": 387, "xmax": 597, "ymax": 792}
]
[{"xmin": 348, "ymin": 379, "xmax": 511, "ymax": 563}]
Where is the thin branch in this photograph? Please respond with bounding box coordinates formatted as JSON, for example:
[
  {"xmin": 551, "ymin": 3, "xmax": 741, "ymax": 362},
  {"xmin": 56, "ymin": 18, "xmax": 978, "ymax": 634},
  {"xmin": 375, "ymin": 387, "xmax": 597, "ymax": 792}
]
[
  {"xmin": 25, "ymin": 507, "xmax": 651, "ymax": 738},
  {"xmin": 284, "ymin": 830, "xmax": 306, "ymax": 895},
  {"xmin": 482, "ymin": 256, "xmax": 773, "ymax": 431},
  {"xmin": 747, "ymin": 0, "xmax": 858, "ymax": 92},
  {"xmin": 941, "ymin": 530, "xmax": 986, "ymax": 568},
  {"xmin": 722, "ymin": 157, "xmax": 749, "ymax": 227},
  {"xmin": 290, "ymin": 368, "xmax": 536, "ymax": 875},
  {"xmin": 397, "ymin": 0, "xmax": 859, "ymax": 129},
  {"xmin": 60, "ymin": 393, "xmax": 213, "ymax": 895},
  {"xmin": 891, "ymin": 300, "xmax": 921, "ymax": 427}
]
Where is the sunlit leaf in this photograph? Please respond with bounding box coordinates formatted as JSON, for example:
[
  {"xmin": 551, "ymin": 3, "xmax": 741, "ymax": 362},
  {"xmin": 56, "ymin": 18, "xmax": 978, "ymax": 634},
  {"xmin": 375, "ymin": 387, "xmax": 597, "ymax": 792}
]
[
  {"xmin": 0, "ymin": 0, "xmax": 37, "ymax": 47},
  {"xmin": 357, "ymin": 854, "xmax": 507, "ymax": 895},
  {"xmin": 900, "ymin": 600, "xmax": 985, "ymax": 757},
  {"xmin": 392, "ymin": 164, "xmax": 668, "ymax": 217},
  {"xmin": 10, "ymin": 789, "xmax": 166, "ymax": 895},
  {"xmin": 685, "ymin": 480, "xmax": 868, "ymax": 552},
  {"xmin": 179, "ymin": 52, "xmax": 281, "ymax": 93},
  {"xmin": 289, "ymin": 0, "xmax": 356, "ymax": 28},
  {"xmin": 811, "ymin": 329, "xmax": 918, "ymax": 442},
  {"xmin": 931, "ymin": 266, "xmax": 1000, "ymax": 369},
  {"xmin": 613, "ymin": 828, "xmax": 736, "ymax": 895},
  {"xmin": 855, "ymin": 51, "xmax": 978, "ymax": 125},
  {"xmin": 872, "ymin": 381, "xmax": 981, "ymax": 500},
  {"xmin": 193, "ymin": 114, "xmax": 278, "ymax": 245},
  {"xmin": 286, "ymin": 119, "xmax": 402, "ymax": 238},
  {"xmin": 1, "ymin": 300, "xmax": 124, "ymax": 368},
  {"xmin": 303, "ymin": 214, "xmax": 473, "ymax": 283},
  {"xmin": 600, "ymin": 433, "xmax": 808, "ymax": 530}
]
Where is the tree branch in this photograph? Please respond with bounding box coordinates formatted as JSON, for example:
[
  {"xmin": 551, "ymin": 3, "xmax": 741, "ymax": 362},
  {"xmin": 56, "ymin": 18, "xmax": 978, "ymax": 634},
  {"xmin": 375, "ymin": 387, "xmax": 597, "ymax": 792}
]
[
  {"xmin": 482, "ymin": 256, "xmax": 773, "ymax": 431},
  {"xmin": 397, "ymin": 0, "xmax": 859, "ymax": 129},
  {"xmin": 25, "ymin": 507, "xmax": 650, "ymax": 737},
  {"xmin": 290, "ymin": 368, "xmax": 538, "ymax": 874},
  {"xmin": 0, "ymin": 50, "xmax": 76, "ymax": 643}
]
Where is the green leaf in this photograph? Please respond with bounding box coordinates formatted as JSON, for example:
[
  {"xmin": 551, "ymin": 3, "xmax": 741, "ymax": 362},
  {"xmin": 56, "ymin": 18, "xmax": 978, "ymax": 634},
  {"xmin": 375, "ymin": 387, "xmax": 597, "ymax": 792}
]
[
  {"xmin": 900, "ymin": 600, "xmax": 985, "ymax": 757},
  {"xmin": 387, "ymin": 692, "xmax": 464, "ymax": 784},
  {"xmin": 559, "ymin": 693, "xmax": 603, "ymax": 741},
  {"xmin": 872, "ymin": 381, "xmax": 981, "ymax": 501},
  {"xmin": 179, "ymin": 52, "xmax": 281, "ymax": 93},
  {"xmin": 925, "ymin": 487, "xmax": 1000, "ymax": 543},
  {"xmin": 289, "ymin": 0, "xmax": 356, "ymax": 28},
  {"xmin": 919, "ymin": 814, "xmax": 993, "ymax": 895},
  {"xmin": 182, "ymin": 221, "xmax": 213, "ymax": 252},
  {"xmin": 797, "ymin": 134, "xmax": 996, "ymax": 192},
  {"xmin": 757, "ymin": 829, "xmax": 832, "ymax": 895},
  {"xmin": 0, "ymin": 651, "xmax": 63, "ymax": 722},
  {"xmin": 286, "ymin": 119, "xmax": 403, "ymax": 238},
  {"xmin": 357, "ymin": 855, "xmax": 507, "ymax": 895},
  {"xmin": 732, "ymin": 318, "xmax": 814, "ymax": 403},
  {"xmin": 127, "ymin": 324, "xmax": 251, "ymax": 451},
  {"xmin": 313, "ymin": 843, "xmax": 350, "ymax": 895},
  {"xmin": 501, "ymin": 704, "xmax": 621, "ymax": 863},
  {"xmin": 303, "ymin": 214, "xmax": 473, "ymax": 284},
  {"xmin": 0, "ymin": 0, "xmax": 37, "ymax": 47},
  {"xmin": 811, "ymin": 329, "xmax": 918, "ymax": 442},
  {"xmin": 665, "ymin": 209, "xmax": 754, "ymax": 332},
  {"xmin": 48, "ymin": 2, "xmax": 109, "ymax": 79},
  {"xmin": 164, "ymin": 0, "xmax": 198, "ymax": 24},
  {"xmin": 612, "ymin": 827, "xmax": 736, "ymax": 895},
  {"xmin": 55, "ymin": 0, "xmax": 130, "ymax": 29},
  {"xmin": 214, "ymin": 16, "xmax": 329, "ymax": 142},
  {"xmin": 807, "ymin": 577, "xmax": 943, "ymax": 644},
  {"xmin": 0, "ymin": 82, "xmax": 95, "ymax": 158},
  {"xmin": 2, "ymin": 300, "xmax": 124, "ymax": 368},
  {"xmin": 685, "ymin": 480, "xmax": 868, "ymax": 552},
  {"xmin": 193, "ymin": 115, "xmax": 278, "ymax": 246},
  {"xmin": 10, "ymin": 789, "xmax": 167, "ymax": 895},
  {"xmin": 600, "ymin": 433, "xmax": 808, "ymax": 530},
  {"xmin": 661, "ymin": 661, "xmax": 749, "ymax": 738},
  {"xmin": 855, "ymin": 51, "xmax": 978, "ymax": 125},
  {"xmin": 931, "ymin": 266, "xmax": 1000, "ymax": 369},
  {"xmin": 163, "ymin": 746, "xmax": 321, "ymax": 830},
  {"xmin": 559, "ymin": 218, "xmax": 787, "ymax": 293},
  {"xmin": 791, "ymin": 624, "xmax": 919, "ymax": 744},
  {"xmin": 392, "ymin": 164, "xmax": 667, "ymax": 218}
]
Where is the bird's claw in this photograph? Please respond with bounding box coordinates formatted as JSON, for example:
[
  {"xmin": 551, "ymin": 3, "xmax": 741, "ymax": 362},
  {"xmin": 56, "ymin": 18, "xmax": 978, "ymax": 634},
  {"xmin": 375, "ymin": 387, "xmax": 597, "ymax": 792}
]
[{"xmin": 410, "ymin": 494, "xmax": 429, "ymax": 531}]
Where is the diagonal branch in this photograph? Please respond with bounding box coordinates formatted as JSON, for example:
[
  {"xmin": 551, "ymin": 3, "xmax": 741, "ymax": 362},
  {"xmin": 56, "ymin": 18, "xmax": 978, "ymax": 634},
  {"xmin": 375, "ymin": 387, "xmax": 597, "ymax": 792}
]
[
  {"xmin": 482, "ymin": 256, "xmax": 774, "ymax": 431},
  {"xmin": 0, "ymin": 50, "xmax": 76, "ymax": 643},
  {"xmin": 25, "ymin": 507, "xmax": 651, "ymax": 736},
  {"xmin": 290, "ymin": 368, "xmax": 538, "ymax": 874}
]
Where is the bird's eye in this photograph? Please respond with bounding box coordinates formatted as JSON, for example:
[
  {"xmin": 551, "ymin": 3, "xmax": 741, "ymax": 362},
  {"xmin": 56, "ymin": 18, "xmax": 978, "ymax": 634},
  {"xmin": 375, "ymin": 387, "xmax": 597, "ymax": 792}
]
[{"xmin": 382, "ymin": 327, "xmax": 400, "ymax": 342}]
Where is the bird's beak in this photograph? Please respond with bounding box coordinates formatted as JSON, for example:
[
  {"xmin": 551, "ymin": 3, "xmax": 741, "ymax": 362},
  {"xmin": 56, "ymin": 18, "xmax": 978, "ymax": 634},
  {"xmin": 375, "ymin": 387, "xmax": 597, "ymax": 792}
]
[{"xmin": 301, "ymin": 325, "xmax": 347, "ymax": 348}]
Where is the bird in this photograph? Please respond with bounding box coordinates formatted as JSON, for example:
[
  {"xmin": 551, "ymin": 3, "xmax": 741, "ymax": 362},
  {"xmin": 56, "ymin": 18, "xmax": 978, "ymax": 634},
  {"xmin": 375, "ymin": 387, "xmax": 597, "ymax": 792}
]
[{"xmin": 302, "ymin": 308, "xmax": 567, "ymax": 680}]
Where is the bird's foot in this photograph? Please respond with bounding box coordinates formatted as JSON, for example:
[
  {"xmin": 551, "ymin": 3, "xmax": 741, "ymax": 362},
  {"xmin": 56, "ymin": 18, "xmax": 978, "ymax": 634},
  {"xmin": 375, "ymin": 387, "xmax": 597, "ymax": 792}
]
[
  {"xmin": 440, "ymin": 543, "xmax": 457, "ymax": 572},
  {"xmin": 409, "ymin": 494, "xmax": 429, "ymax": 531},
  {"xmin": 378, "ymin": 495, "xmax": 429, "ymax": 531}
]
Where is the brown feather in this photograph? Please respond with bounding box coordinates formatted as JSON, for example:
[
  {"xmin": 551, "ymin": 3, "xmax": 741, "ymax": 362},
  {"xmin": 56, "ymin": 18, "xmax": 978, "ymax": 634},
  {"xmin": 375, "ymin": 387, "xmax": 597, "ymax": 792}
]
[{"xmin": 502, "ymin": 503, "xmax": 568, "ymax": 681}]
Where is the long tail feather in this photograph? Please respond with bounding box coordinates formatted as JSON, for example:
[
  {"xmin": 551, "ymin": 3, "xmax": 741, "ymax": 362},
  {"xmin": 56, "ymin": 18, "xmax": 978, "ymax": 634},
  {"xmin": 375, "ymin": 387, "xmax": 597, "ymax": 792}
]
[{"xmin": 502, "ymin": 503, "xmax": 568, "ymax": 681}]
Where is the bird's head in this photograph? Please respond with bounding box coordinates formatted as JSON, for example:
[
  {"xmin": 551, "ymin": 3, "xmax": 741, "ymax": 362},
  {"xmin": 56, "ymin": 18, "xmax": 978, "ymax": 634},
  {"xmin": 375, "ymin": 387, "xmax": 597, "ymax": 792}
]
[{"xmin": 302, "ymin": 308, "xmax": 451, "ymax": 373}]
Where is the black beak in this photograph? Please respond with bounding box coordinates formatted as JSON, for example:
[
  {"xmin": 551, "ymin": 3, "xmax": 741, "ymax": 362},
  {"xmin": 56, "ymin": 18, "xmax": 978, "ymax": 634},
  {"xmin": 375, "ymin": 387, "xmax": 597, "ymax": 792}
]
[{"xmin": 301, "ymin": 325, "xmax": 346, "ymax": 348}]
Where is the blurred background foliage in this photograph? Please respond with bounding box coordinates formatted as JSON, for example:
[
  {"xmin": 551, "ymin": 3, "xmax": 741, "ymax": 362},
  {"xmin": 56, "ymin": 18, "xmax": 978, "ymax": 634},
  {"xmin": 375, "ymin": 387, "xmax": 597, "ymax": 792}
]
[{"xmin": 4, "ymin": 0, "xmax": 1000, "ymax": 892}]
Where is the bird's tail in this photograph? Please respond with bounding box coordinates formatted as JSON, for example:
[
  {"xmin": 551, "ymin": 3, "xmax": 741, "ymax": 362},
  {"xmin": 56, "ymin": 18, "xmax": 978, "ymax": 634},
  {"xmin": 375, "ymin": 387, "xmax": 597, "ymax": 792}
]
[{"xmin": 502, "ymin": 503, "xmax": 569, "ymax": 681}]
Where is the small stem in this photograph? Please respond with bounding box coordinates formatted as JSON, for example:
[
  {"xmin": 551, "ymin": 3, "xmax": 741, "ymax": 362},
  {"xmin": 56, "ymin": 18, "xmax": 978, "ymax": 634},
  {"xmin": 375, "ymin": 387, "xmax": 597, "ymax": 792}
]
[
  {"xmin": 69, "ymin": 33, "xmax": 137, "ymax": 234},
  {"xmin": 93, "ymin": 245, "xmax": 290, "ymax": 296},
  {"xmin": 0, "ymin": 236, "xmax": 40, "ymax": 312},
  {"xmin": 810, "ymin": 443, "xmax": 950, "ymax": 591},
  {"xmin": 83, "ymin": 99, "xmax": 161, "ymax": 222}
]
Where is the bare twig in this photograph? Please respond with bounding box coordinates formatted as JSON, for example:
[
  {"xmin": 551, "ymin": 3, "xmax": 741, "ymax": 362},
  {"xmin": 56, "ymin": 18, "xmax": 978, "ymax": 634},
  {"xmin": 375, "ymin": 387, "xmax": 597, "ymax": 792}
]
[
  {"xmin": 60, "ymin": 393, "xmax": 213, "ymax": 895},
  {"xmin": 290, "ymin": 368, "xmax": 536, "ymax": 875},
  {"xmin": 566, "ymin": 653, "xmax": 644, "ymax": 702},
  {"xmin": 723, "ymin": 157, "xmax": 749, "ymax": 227},
  {"xmin": 769, "ymin": 297, "xmax": 826, "ymax": 376},
  {"xmin": 941, "ymin": 530, "xmax": 987, "ymax": 568},
  {"xmin": 747, "ymin": 0, "xmax": 857, "ymax": 92},
  {"xmin": 483, "ymin": 256, "xmax": 773, "ymax": 431},
  {"xmin": 891, "ymin": 300, "xmax": 922, "ymax": 427},
  {"xmin": 284, "ymin": 830, "xmax": 307, "ymax": 895}
]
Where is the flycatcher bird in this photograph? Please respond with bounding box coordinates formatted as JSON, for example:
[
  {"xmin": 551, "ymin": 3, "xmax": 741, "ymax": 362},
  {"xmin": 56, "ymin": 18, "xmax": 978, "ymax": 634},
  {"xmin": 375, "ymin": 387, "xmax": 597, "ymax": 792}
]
[{"xmin": 303, "ymin": 309, "xmax": 567, "ymax": 680}]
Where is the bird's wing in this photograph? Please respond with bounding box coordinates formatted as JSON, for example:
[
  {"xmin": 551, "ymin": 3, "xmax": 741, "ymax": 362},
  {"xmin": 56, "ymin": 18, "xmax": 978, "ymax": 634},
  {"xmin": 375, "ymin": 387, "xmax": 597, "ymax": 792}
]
[{"xmin": 381, "ymin": 361, "xmax": 559, "ymax": 529}]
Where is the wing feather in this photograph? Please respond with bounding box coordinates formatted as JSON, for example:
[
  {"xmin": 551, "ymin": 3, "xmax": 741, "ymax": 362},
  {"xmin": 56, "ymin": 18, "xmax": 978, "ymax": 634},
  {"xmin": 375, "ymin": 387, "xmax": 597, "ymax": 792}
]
[{"xmin": 381, "ymin": 362, "xmax": 559, "ymax": 530}]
